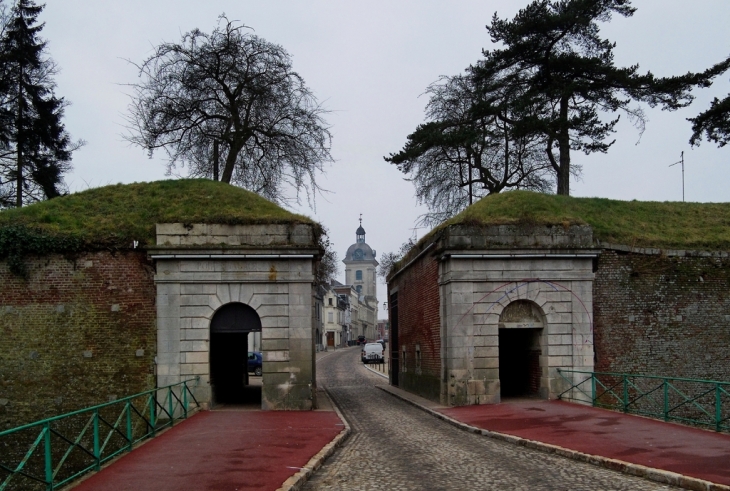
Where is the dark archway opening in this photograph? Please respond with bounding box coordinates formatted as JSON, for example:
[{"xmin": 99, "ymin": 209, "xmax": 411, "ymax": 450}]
[
  {"xmin": 498, "ymin": 328, "xmax": 542, "ymax": 398},
  {"xmin": 210, "ymin": 303, "xmax": 262, "ymax": 406}
]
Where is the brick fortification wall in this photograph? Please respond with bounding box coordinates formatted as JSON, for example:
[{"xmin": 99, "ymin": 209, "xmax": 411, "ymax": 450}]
[
  {"xmin": 390, "ymin": 253, "xmax": 441, "ymax": 402},
  {"xmin": 0, "ymin": 251, "xmax": 156, "ymax": 430},
  {"xmin": 594, "ymin": 249, "xmax": 730, "ymax": 381}
]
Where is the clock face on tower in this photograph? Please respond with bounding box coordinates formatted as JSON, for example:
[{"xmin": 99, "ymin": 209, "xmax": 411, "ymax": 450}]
[{"xmin": 353, "ymin": 248, "xmax": 364, "ymax": 260}]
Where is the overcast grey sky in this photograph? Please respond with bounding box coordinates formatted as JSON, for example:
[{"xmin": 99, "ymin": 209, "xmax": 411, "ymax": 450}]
[{"xmin": 39, "ymin": 1, "xmax": 730, "ymax": 311}]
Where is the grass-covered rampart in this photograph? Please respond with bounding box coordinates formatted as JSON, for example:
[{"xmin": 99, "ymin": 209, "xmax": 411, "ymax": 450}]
[
  {"xmin": 0, "ymin": 179, "xmax": 317, "ymax": 276},
  {"xmin": 439, "ymin": 191, "xmax": 730, "ymax": 251},
  {"xmin": 390, "ymin": 191, "xmax": 730, "ymax": 279}
]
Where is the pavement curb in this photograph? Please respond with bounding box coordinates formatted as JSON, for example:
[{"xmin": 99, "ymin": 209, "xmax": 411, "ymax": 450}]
[
  {"xmin": 276, "ymin": 389, "xmax": 351, "ymax": 491},
  {"xmin": 363, "ymin": 363, "xmax": 388, "ymax": 379},
  {"xmin": 376, "ymin": 385, "xmax": 729, "ymax": 491}
]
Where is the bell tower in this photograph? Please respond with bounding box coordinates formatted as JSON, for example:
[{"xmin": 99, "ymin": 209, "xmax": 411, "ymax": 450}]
[{"xmin": 343, "ymin": 216, "xmax": 378, "ymax": 300}]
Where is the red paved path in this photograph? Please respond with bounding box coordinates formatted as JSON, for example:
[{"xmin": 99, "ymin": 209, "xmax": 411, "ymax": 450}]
[
  {"xmin": 440, "ymin": 399, "xmax": 730, "ymax": 486},
  {"xmin": 73, "ymin": 410, "xmax": 342, "ymax": 491}
]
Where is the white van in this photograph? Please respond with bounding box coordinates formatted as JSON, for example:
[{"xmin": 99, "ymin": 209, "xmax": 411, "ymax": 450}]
[{"xmin": 361, "ymin": 342, "xmax": 384, "ymax": 364}]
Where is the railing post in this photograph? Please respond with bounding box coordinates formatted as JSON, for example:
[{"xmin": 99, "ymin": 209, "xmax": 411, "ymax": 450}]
[
  {"xmin": 663, "ymin": 379, "xmax": 669, "ymax": 421},
  {"xmin": 591, "ymin": 373, "xmax": 596, "ymax": 406},
  {"xmin": 623, "ymin": 375, "xmax": 629, "ymax": 413},
  {"xmin": 168, "ymin": 386, "xmax": 174, "ymax": 425},
  {"xmin": 93, "ymin": 409, "xmax": 100, "ymax": 470},
  {"xmin": 717, "ymin": 384, "xmax": 722, "ymax": 432},
  {"xmin": 149, "ymin": 393, "xmax": 156, "ymax": 436},
  {"xmin": 183, "ymin": 382, "xmax": 189, "ymax": 419},
  {"xmin": 126, "ymin": 401, "xmax": 133, "ymax": 451},
  {"xmin": 44, "ymin": 423, "xmax": 53, "ymax": 491}
]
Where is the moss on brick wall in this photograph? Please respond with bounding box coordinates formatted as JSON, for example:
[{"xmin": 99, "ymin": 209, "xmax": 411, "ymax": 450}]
[
  {"xmin": 0, "ymin": 251, "xmax": 157, "ymax": 430},
  {"xmin": 593, "ymin": 249, "xmax": 730, "ymax": 381},
  {"xmin": 399, "ymin": 372, "xmax": 441, "ymax": 402}
]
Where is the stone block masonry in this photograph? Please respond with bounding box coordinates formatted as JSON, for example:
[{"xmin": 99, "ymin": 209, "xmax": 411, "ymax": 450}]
[
  {"xmin": 152, "ymin": 223, "xmax": 321, "ymax": 410},
  {"xmin": 0, "ymin": 252, "xmax": 156, "ymax": 430},
  {"xmin": 388, "ymin": 224, "xmax": 598, "ymax": 407},
  {"xmin": 439, "ymin": 253, "xmax": 596, "ymax": 405}
]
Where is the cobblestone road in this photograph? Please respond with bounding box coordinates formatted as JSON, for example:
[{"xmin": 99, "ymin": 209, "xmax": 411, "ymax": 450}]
[{"xmin": 304, "ymin": 348, "xmax": 678, "ymax": 491}]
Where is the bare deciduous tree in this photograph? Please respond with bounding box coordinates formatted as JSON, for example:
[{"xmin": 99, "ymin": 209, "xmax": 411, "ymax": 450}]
[
  {"xmin": 386, "ymin": 73, "xmax": 554, "ymax": 226},
  {"xmin": 377, "ymin": 238, "xmax": 415, "ymax": 280},
  {"xmin": 125, "ymin": 16, "xmax": 332, "ymax": 205}
]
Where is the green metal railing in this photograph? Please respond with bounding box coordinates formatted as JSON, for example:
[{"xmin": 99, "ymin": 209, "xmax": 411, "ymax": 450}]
[
  {"xmin": 557, "ymin": 369, "xmax": 730, "ymax": 432},
  {"xmin": 0, "ymin": 379, "xmax": 200, "ymax": 491}
]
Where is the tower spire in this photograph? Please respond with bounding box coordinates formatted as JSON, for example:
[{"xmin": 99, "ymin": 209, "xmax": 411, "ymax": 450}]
[{"xmin": 356, "ymin": 215, "xmax": 365, "ymax": 243}]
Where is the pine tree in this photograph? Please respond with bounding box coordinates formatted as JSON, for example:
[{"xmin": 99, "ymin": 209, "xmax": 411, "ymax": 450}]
[
  {"xmin": 689, "ymin": 57, "xmax": 730, "ymax": 148},
  {"xmin": 0, "ymin": 0, "xmax": 81, "ymax": 207},
  {"xmin": 472, "ymin": 0, "xmax": 725, "ymax": 195}
]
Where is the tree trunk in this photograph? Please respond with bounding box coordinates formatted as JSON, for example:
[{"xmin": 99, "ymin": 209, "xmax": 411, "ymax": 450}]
[
  {"xmin": 16, "ymin": 68, "xmax": 23, "ymax": 208},
  {"xmin": 465, "ymin": 148, "xmax": 473, "ymax": 205},
  {"xmin": 220, "ymin": 140, "xmax": 242, "ymax": 184},
  {"xmin": 213, "ymin": 140, "xmax": 219, "ymax": 181},
  {"xmin": 556, "ymin": 95, "xmax": 571, "ymax": 196}
]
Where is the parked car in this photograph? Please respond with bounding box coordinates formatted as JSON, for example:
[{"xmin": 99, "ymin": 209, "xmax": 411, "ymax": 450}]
[
  {"xmin": 376, "ymin": 339, "xmax": 386, "ymax": 349},
  {"xmin": 361, "ymin": 342, "xmax": 384, "ymax": 364},
  {"xmin": 247, "ymin": 351, "xmax": 262, "ymax": 376},
  {"xmin": 357, "ymin": 335, "xmax": 366, "ymax": 345}
]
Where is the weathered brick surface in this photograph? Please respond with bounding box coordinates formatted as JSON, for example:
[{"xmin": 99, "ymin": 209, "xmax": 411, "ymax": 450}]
[
  {"xmin": 0, "ymin": 252, "xmax": 156, "ymax": 429},
  {"xmin": 389, "ymin": 253, "xmax": 441, "ymax": 402},
  {"xmin": 593, "ymin": 249, "xmax": 730, "ymax": 381}
]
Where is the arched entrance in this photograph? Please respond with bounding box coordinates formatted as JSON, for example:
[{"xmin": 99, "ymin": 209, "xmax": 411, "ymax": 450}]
[
  {"xmin": 498, "ymin": 300, "xmax": 545, "ymax": 398},
  {"xmin": 210, "ymin": 302, "xmax": 262, "ymax": 405}
]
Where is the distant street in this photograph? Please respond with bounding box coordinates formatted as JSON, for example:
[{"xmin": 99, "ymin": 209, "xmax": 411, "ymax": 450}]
[{"xmin": 306, "ymin": 348, "xmax": 677, "ymax": 491}]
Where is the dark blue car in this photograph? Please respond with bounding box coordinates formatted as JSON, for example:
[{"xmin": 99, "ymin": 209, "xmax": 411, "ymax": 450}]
[{"xmin": 247, "ymin": 351, "xmax": 262, "ymax": 376}]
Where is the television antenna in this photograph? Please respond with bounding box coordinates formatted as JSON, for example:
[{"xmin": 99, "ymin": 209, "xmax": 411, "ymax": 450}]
[{"xmin": 668, "ymin": 151, "xmax": 685, "ymax": 202}]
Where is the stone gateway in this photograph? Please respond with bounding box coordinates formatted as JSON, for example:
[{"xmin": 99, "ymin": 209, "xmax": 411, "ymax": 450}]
[
  {"xmin": 152, "ymin": 223, "xmax": 320, "ymax": 410},
  {"xmin": 388, "ymin": 224, "xmax": 598, "ymax": 405},
  {"xmin": 0, "ymin": 180, "xmax": 325, "ymax": 429},
  {"xmin": 386, "ymin": 192, "xmax": 730, "ymax": 407}
]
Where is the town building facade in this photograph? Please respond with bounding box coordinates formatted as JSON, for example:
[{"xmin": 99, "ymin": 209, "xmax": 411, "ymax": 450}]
[{"xmin": 322, "ymin": 284, "xmax": 347, "ymax": 348}]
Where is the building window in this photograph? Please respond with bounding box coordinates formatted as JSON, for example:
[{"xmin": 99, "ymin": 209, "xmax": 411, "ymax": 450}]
[
  {"xmin": 402, "ymin": 345, "xmax": 407, "ymax": 373},
  {"xmin": 356, "ymin": 270, "xmax": 362, "ymax": 281},
  {"xmin": 328, "ymin": 312, "xmax": 333, "ymax": 323},
  {"xmin": 328, "ymin": 298, "xmax": 333, "ymax": 306},
  {"xmin": 356, "ymin": 285, "xmax": 362, "ymax": 294}
]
